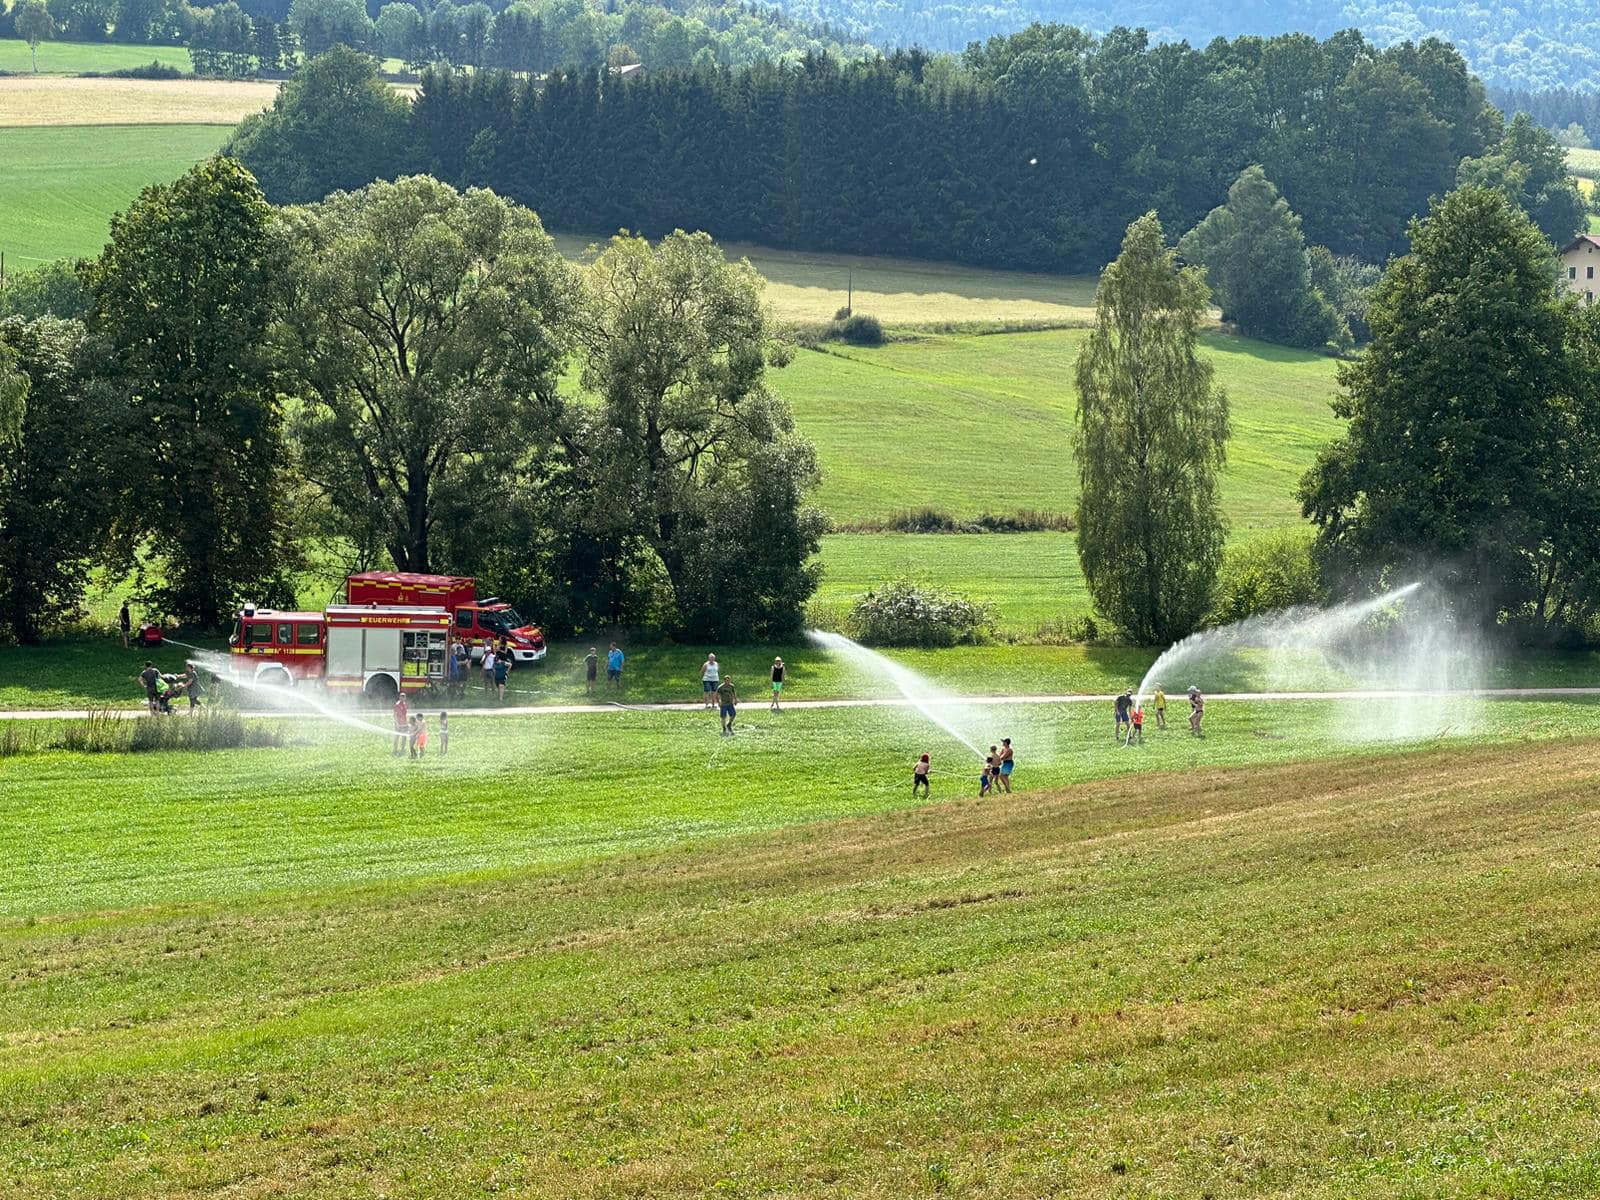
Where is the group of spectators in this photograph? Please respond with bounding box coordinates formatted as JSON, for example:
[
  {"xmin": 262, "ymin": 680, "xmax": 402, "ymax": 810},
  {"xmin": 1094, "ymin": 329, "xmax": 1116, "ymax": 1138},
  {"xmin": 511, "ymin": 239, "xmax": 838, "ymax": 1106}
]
[
  {"xmin": 443, "ymin": 637, "xmax": 543, "ymax": 701},
  {"xmin": 699, "ymin": 652, "xmax": 787, "ymax": 735}
]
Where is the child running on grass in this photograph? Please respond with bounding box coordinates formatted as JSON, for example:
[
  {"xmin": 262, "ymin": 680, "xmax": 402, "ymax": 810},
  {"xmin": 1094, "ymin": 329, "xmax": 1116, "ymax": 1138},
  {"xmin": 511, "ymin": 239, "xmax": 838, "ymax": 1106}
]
[
  {"xmin": 913, "ymin": 753, "xmax": 930, "ymax": 797},
  {"xmin": 438, "ymin": 711, "xmax": 449, "ymax": 757},
  {"xmin": 1130, "ymin": 704, "xmax": 1144, "ymax": 745},
  {"xmin": 980, "ymin": 754, "xmax": 996, "ymax": 797},
  {"xmin": 770, "ymin": 657, "xmax": 785, "ymax": 711}
]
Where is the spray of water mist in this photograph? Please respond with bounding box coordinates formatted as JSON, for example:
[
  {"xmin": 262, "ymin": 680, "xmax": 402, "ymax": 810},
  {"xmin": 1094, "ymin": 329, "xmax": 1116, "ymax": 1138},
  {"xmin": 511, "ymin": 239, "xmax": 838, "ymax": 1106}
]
[
  {"xmin": 1135, "ymin": 581, "xmax": 1489, "ymax": 741},
  {"xmin": 183, "ymin": 648, "xmax": 397, "ymax": 738},
  {"xmin": 807, "ymin": 630, "xmax": 988, "ymax": 757}
]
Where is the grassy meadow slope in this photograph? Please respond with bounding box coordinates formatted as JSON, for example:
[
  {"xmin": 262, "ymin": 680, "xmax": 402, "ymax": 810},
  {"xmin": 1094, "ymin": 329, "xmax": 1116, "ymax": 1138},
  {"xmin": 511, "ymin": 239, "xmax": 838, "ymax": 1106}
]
[
  {"xmin": 7, "ymin": 729, "xmax": 1600, "ymax": 1195},
  {"xmin": 0, "ymin": 36, "xmax": 192, "ymax": 74},
  {"xmin": 554, "ymin": 231, "xmax": 1102, "ymax": 327},
  {"xmin": 0, "ymin": 124, "xmax": 232, "ymax": 268},
  {"xmin": 778, "ymin": 330, "xmax": 1339, "ymax": 528},
  {"xmin": 781, "ymin": 329, "xmax": 1341, "ymax": 627}
]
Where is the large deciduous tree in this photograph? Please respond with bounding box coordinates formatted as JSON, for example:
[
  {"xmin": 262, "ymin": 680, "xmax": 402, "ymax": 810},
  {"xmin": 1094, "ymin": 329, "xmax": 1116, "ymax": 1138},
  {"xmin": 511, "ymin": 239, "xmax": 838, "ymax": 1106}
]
[
  {"xmin": 576, "ymin": 231, "xmax": 825, "ymax": 639},
  {"xmin": 1179, "ymin": 165, "xmax": 1345, "ymax": 349},
  {"xmin": 1301, "ymin": 186, "xmax": 1590, "ymax": 628},
  {"xmin": 224, "ymin": 45, "xmax": 409, "ymax": 205},
  {"xmin": 1075, "ymin": 212, "xmax": 1230, "ymax": 644},
  {"xmin": 1457, "ymin": 112, "xmax": 1588, "ymax": 247},
  {"xmin": 280, "ymin": 175, "xmax": 580, "ymax": 575},
  {"xmin": 87, "ymin": 157, "xmax": 294, "ymax": 629},
  {"xmin": 0, "ymin": 318, "xmax": 124, "ymax": 644},
  {"xmin": 286, "ymin": 0, "xmax": 370, "ymax": 55}
]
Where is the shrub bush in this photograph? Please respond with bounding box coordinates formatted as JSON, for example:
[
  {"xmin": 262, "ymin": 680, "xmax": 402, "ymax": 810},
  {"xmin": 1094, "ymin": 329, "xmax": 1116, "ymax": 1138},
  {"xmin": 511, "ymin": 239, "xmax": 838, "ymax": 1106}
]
[
  {"xmin": 836, "ymin": 507, "xmax": 1074, "ymax": 534},
  {"xmin": 848, "ymin": 578, "xmax": 992, "ymax": 647},
  {"xmin": 828, "ymin": 312, "xmax": 884, "ymax": 345},
  {"xmin": 1209, "ymin": 528, "xmax": 1324, "ymax": 624},
  {"xmin": 82, "ymin": 62, "xmax": 189, "ymax": 79}
]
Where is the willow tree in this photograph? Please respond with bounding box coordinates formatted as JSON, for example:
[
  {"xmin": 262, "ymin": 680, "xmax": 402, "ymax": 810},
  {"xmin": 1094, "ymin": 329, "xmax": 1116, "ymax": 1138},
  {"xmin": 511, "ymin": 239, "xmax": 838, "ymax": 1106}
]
[
  {"xmin": 575, "ymin": 230, "xmax": 825, "ymax": 640},
  {"xmin": 280, "ymin": 175, "xmax": 580, "ymax": 574},
  {"xmin": 1074, "ymin": 211, "xmax": 1230, "ymax": 645}
]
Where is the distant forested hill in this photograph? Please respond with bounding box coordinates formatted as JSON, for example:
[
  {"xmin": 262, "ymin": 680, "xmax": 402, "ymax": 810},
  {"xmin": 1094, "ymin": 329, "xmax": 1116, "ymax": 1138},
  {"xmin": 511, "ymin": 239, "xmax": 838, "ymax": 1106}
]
[{"xmin": 765, "ymin": 0, "xmax": 1600, "ymax": 90}]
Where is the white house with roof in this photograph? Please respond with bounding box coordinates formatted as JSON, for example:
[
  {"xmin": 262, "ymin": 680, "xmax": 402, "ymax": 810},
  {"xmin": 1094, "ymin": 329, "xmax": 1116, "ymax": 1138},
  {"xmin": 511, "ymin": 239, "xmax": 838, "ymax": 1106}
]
[{"xmin": 1560, "ymin": 234, "xmax": 1600, "ymax": 304}]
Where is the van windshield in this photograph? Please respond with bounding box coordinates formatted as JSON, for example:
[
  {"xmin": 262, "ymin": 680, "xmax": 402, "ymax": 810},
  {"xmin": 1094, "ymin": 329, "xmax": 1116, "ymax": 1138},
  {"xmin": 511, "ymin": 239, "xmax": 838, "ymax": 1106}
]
[{"xmin": 481, "ymin": 607, "xmax": 524, "ymax": 631}]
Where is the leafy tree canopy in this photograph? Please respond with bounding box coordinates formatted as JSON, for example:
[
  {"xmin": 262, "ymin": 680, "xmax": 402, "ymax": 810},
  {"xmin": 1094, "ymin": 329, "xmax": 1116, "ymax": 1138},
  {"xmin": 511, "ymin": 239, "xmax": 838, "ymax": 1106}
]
[
  {"xmin": 1300, "ymin": 186, "xmax": 1597, "ymax": 630},
  {"xmin": 1074, "ymin": 212, "xmax": 1230, "ymax": 644},
  {"xmin": 1458, "ymin": 112, "xmax": 1588, "ymax": 247},
  {"xmin": 1180, "ymin": 165, "xmax": 1345, "ymax": 350},
  {"xmin": 223, "ymin": 45, "xmax": 409, "ymax": 205}
]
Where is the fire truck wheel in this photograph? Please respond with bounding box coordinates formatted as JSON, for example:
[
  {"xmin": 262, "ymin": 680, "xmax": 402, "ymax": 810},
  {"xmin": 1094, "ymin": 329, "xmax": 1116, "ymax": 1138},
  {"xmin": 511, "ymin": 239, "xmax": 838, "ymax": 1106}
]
[
  {"xmin": 256, "ymin": 666, "xmax": 292, "ymax": 688},
  {"xmin": 364, "ymin": 673, "xmax": 399, "ymax": 704}
]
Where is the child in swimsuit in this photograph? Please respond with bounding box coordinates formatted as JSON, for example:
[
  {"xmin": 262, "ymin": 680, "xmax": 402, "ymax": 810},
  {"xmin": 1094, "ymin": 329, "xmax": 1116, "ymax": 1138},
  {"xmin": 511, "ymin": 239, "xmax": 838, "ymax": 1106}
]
[{"xmin": 913, "ymin": 753, "xmax": 930, "ymax": 797}]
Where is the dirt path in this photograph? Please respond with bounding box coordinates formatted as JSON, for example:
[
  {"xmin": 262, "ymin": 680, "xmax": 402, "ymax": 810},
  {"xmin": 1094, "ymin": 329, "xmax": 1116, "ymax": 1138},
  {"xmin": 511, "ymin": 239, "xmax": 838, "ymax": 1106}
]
[{"xmin": 4, "ymin": 688, "xmax": 1598, "ymax": 721}]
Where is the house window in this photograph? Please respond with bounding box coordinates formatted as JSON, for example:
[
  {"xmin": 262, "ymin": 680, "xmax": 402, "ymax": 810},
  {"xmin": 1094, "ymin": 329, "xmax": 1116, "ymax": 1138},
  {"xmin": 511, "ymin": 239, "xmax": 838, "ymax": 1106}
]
[
  {"xmin": 1571, "ymin": 266, "xmax": 1578, "ymax": 280},
  {"xmin": 1588, "ymin": 292, "xmax": 1594, "ymax": 306},
  {"xmin": 1588, "ymin": 266, "xmax": 1594, "ymax": 280}
]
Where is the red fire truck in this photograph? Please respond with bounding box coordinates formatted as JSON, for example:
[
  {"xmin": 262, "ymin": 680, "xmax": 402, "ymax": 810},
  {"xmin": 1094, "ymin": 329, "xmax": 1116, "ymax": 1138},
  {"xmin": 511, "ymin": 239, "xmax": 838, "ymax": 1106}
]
[
  {"xmin": 345, "ymin": 572, "xmax": 547, "ymax": 665},
  {"xmin": 230, "ymin": 604, "xmax": 451, "ymax": 700},
  {"xmin": 228, "ymin": 572, "xmax": 543, "ymax": 699}
]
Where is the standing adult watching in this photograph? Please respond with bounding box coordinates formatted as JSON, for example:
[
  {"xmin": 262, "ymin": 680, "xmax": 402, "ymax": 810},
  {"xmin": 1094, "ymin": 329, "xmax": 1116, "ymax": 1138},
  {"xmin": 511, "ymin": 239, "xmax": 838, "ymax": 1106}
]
[
  {"xmin": 700, "ymin": 653, "xmax": 720, "ymax": 707},
  {"xmin": 607, "ymin": 642, "xmax": 624, "ymax": 691},
  {"xmin": 119, "ymin": 601, "xmax": 132, "ymax": 650},
  {"xmin": 392, "ymin": 693, "xmax": 409, "ymax": 756},
  {"xmin": 481, "ymin": 645, "xmax": 496, "ymax": 695}
]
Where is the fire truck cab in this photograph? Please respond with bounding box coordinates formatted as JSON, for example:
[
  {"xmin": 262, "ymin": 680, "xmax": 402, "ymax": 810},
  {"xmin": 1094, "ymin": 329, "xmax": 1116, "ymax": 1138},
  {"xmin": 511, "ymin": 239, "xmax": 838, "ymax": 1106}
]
[
  {"xmin": 346, "ymin": 571, "xmax": 547, "ymax": 665},
  {"xmin": 230, "ymin": 608, "xmax": 328, "ymax": 686}
]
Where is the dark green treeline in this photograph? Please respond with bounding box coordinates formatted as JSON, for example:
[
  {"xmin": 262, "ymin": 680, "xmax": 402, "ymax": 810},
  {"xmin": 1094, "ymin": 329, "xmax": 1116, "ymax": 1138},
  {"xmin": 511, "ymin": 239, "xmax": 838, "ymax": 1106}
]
[{"xmin": 409, "ymin": 28, "xmax": 1495, "ymax": 271}]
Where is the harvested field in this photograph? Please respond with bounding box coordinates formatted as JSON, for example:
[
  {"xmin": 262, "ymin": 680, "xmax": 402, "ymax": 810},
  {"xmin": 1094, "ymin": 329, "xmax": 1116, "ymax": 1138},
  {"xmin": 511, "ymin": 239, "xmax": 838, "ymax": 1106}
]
[{"xmin": 0, "ymin": 76, "xmax": 278, "ymax": 126}]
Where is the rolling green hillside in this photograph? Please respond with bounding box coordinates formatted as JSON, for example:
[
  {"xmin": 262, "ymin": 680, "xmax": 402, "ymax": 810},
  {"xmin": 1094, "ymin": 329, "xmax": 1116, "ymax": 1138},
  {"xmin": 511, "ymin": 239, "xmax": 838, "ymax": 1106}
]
[
  {"xmin": 0, "ymin": 36, "xmax": 192, "ymax": 74},
  {"xmin": 0, "ymin": 124, "xmax": 231, "ymax": 269},
  {"xmin": 7, "ymin": 721, "xmax": 1600, "ymax": 1194},
  {"xmin": 780, "ymin": 329, "xmax": 1341, "ymax": 628},
  {"xmin": 777, "ymin": 330, "xmax": 1339, "ymax": 528}
]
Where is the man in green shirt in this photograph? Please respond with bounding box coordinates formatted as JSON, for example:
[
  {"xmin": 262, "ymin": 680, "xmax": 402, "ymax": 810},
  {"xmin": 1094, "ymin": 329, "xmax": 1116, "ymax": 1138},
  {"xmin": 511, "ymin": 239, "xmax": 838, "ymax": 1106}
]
[{"xmin": 717, "ymin": 677, "xmax": 737, "ymax": 736}]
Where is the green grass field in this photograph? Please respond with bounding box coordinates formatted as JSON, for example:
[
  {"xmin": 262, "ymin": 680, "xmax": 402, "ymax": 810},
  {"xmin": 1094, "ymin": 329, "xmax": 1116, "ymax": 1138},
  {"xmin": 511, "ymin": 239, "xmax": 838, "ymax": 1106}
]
[
  {"xmin": 7, "ymin": 704, "xmax": 1600, "ymax": 1194},
  {"xmin": 0, "ymin": 123, "xmax": 230, "ymax": 268},
  {"xmin": 0, "ymin": 35, "xmax": 192, "ymax": 74},
  {"xmin": 782, "ymin": 328, "xmax": 1340, "ymax": 627},
  {"xmin": 777, "ymin": 329, "xmax": 1340, "ymax": 529},
  {"xmin": 815, "ymin": 531, "xmax": 1089, "ymax": 629}
]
